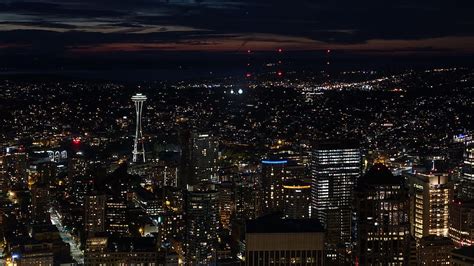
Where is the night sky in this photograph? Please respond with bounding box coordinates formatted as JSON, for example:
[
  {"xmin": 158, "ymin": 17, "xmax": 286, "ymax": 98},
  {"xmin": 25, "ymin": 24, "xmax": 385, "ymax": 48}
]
[{"xmin": 1, "ymin": 0, "xmax": 474, "ymax": 73}]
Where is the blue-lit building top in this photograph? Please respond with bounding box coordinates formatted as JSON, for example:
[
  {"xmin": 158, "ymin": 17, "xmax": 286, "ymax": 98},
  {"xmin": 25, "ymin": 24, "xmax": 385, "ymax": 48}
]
[{"xmin": 261, "ymin": 160, "xmax": 288, "ymax": 165}]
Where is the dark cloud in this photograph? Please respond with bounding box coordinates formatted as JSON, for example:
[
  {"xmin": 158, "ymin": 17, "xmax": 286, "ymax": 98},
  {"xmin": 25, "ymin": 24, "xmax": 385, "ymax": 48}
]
[{"xmin": 0, "ymin": 0, "xmax": 473, "ymax": 63}]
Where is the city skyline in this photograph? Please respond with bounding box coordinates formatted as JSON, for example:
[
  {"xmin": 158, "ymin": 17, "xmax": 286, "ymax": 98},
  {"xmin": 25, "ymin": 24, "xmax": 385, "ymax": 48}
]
[{"xmin": 1, "ymin": 1, "xmax": 474, "ymax": 265}]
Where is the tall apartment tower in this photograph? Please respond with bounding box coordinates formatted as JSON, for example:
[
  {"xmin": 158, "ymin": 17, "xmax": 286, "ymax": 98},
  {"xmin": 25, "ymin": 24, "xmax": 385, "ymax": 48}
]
[
  {"xmin": 282, "ymin": 179, "xmax": 311, "ymax": 219},
  {"xmin": 261, "ymin": 159, "xmax": 288, "ymax": 215},
  {"xmin": 185, "ymin": 184, "xmax": 219, "ymax": 265},
  {"xmin": 31, "ymin": 184, "xmax": 50, "ymax": 223},
  {"xmin": 131, "ymin": 93, "xmax": 147, "ymax": 163},
  {"xmin": 84, "ymin": 193, "xmax": 106, "ymax": 236},
  {"xmin": 311, "ymin": 141, "xmax": 360, "ymax": 253},
  {"xmin": 190, "ymin": 133, "xmax": 219, "ymax": 184}
]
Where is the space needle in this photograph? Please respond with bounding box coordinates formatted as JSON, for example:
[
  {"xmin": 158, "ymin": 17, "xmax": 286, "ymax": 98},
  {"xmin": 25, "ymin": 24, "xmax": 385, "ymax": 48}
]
[{"xmin": 132, "ymin": 93, "xmax": 147, "ymax": 163}]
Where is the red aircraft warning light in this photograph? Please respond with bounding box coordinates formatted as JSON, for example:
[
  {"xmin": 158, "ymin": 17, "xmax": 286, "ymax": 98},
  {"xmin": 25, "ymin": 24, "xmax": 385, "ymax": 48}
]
[
  {"xmin": 72, "ymin": 137, "xmax": 81, "ymax": 145},
  {"xmin": 277, "ymin": 71, "xmax": 283, "ymax": 77},
  {"xmin": 277, "ymin": 48, "xmax": 283, "ymax": 53},
  {"xmin": 246, "ymin": 73, "xmax": 252, "ymax": 78}
]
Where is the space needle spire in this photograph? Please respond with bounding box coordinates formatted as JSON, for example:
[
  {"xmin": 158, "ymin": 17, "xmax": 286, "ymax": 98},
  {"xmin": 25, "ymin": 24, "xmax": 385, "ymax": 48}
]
[{"xmin": 132, "ymin": 93, "xmax": 147, "ymax": 163}]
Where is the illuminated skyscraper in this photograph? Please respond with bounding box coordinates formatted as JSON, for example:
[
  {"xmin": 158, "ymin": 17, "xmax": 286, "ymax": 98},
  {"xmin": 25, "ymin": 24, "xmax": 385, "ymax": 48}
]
[
  {"xmin": 407, "ymin": 172, "xmax": 451, "ymax": 239},
  {"xmin": 190, "ymin": 133, "xmax": 219, "ymax": 184},
  {"xmin": 106, "ymin": 199, "xmax": 128, "ymax": 235},
  {"xmin": 185, "ymin": 184, "xmax": 219, "ymax": 265},
  {"xmin": 261, "ymin": 159, "xmax": 288, "ymax": 214},
  {"xmin": 449, "ymin": 144, "xmax": 474, "ymax": 247},
  {"xmin": 460, "ymin": 145, "xmax": 474, "ymax": 200},
  {"xmin": 218, "ymin": 181, "xmax": 234, "ymax": 229},
  {"xmin": 131, "ymin": 93, "xmax": 147, "ymax": 163},
  {"xmin": 4, "ymin": 146, "xmax": 28, "ymax": 187},
  {"xmin": 310, "ymin": 141, "xmax": 360, "ymax": 253},
  {"xmin": 282, "ymin": 179, "xmax": 311, "ymax": 219},
  {"xmin": 31, "ymin": 184, "xmax": 50, "ymax": 223},
  {"xmin": 84, "ymin": 194, "xmax": 106, "ymax": 236},
  {"xmin": 354, "ymin": 164, "xmax": 411, "ymax": 265},
  {"xmin": 0, "ymin": 157, "xmax": 9, "ymax": 195},
  {"xmin": 449, "ymin": 199, "xmax": 474, "ymax": 247},
  {"xmin": 234, "ymin": 179, "xmax": 260, "ymax": 222}
]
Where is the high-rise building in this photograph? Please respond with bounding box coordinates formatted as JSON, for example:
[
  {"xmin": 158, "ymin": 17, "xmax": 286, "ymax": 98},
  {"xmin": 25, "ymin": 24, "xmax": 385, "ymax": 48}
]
[
  {"xmin": 162, "ymin": 164, "xmax": 179, "ymax": 188},
  {"xmin": 449, "ymin": 199, "xmax": 474, "ymax": 247},
  {"xmin": 234, "ymin": 179, "xmax": 261, "ymax": 222},
  {"xmin": 190, "ymin": 133, "xmax": 219, "ymax": 184},
  {"xmin": 185, "ymin": 184, "xmax": 219, "ymax": 265},
  {"xmin": 0, "ymin": 157, "xmax": 9, "ymax": 195},
  {"xmin": 261, "ymin": 159, "xmax": 288, "ymax": 214},
  {"xmin": 354, "ymin": 164, "xmax": 411, "ymax": 265},
  {"xmin": 159, "ymin": 187, "xmax": 185, "ymax": 243},
  {"xmin": 311, "ymin": 141, "xmax": 360, "ymax": 255},
  {"xmin": 67, "ymin": 151, "xmax": 87, "ymax": 185},
  {"xmin": 106, "ymin": 199, "xmax": 128, "ymax": 235},
  {"xmin": 417, "ymin": 236, "xmax": 454, "ymax": 265},
  {"xmin": 4, "ymin": 147, "xmax": 28, "ymax": 187},
  {"xmin": 245, "ymin": 215, "xmax": 325, "ymax": 265},
  {"xmin": 36, "ymin": 161, "xmax": 57, "ymax": 186},
  {"xmin": 218, "ymin": 181, "xmax": 234, "ymax": 229},
  {"xmin": 135, "ymin": 187, "xmax": 163, "ymax": 218},
  {"xmin": 282, "ymin": 179, "xmax": 310, "ymax": 219},
  {"xmin": 131, "ymin": 93, "xmax": 147, "ymax": 163},
  {"xmin": 460, "ymin": 145, "xmax": 474, "ymax": 200},
  {"xmin": 407, "ymin": 172, "xmax": 451, "ymax": 239},
  {"xmin": 449, "ymin": 144, "xmax": 474, "ymax": 247},
  {"xmin": 31, "ymin": 184, "xmax": 50, "ymax": 223},
  {"xmin": 84, "ymin": 193, "xmax": 106, "ymax": 236}
]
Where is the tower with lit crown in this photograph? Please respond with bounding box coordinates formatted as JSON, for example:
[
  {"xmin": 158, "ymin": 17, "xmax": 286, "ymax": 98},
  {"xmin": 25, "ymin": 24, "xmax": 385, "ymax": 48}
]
[{"xmin": 132, "ymin": 93, "xmax": 147, "ymax": 163}]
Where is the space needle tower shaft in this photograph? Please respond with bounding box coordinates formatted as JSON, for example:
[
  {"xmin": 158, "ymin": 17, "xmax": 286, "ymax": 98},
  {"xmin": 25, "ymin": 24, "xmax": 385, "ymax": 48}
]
[{"xmin": 132, "ymin": 93, "xmax": 147, "ymax": 163}]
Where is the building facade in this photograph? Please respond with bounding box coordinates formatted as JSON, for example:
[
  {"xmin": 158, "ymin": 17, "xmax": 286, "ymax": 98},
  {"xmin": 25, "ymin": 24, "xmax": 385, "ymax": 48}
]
[
  {"xmin": 245, "ymin": 216, "xmax": 325, "ymax": 265},
  {"xmin": 354, "ymin": 164, "xmax": 411, "ymax": 265},
  {"xmin": 311, "ymin": 141, "xmax": 360, "ymax": 261},
  {"xmin": 407, "ymin": 172, "xmax": 451, "ymax": 239},
  {"xmin": 185, "ymin": 184, "xmax": 219, "ymax": 265}
]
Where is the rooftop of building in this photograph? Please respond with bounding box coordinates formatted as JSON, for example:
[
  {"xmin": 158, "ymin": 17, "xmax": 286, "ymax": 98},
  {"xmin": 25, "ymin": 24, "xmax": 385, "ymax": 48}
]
[
  {"xmin": 246, "ymin": 214, "xmax": 323, "ymax": 234},
  {"xmin": 420, "ymin": 235, "xmax": 453, "ymax": 246},
  {"xmin": 29, "ymin": 223, "xmax": 60, "ymax": 234},
  {"xmin": 282, "ymin": 179, "xmax": 310, "ymax": 189},
  {"xmin": 357, "ymin": 163, "xmax": 403, "ymax": 188},
  {"xmin": 451, "ymin": 246, "xmax": 474, "ymax": 259},
  {"xmin": 107, "ymin": 236, "xmax": 158, "ymax": 253}
]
